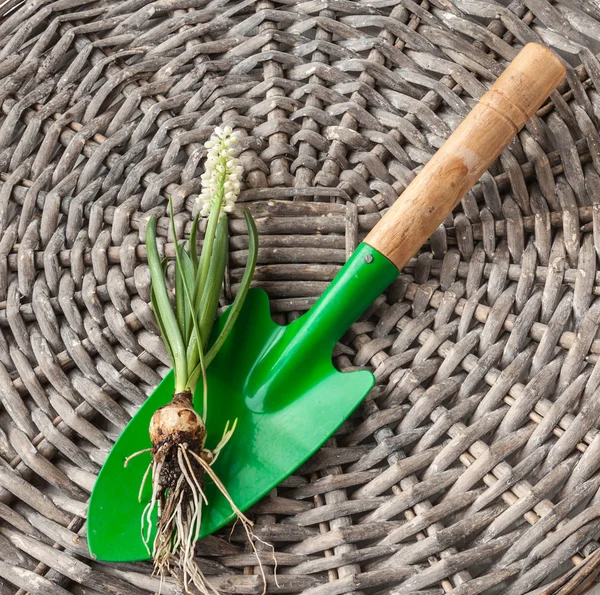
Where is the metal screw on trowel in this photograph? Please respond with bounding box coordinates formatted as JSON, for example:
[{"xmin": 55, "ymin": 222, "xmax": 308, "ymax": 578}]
[{"xmin": 364, "ymin": 254, "xmax": 374, "ymax": 263}]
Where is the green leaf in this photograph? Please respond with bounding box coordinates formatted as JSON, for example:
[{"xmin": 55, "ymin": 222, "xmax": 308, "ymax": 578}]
[
  {"xmin": 146, "ymin": 214, "xmax": 187, "ymax": 391},
  {"xmin": 180, "ymin": 250, "xmax": 196, "ymax": 345},
  {"xmin": 170, "ymin": 202, "xmax": 194, "ymax": 344},
  {"xmin": 188, "ymin": 212, "xmax": 200, "ymax": 274},
  {"xmin": 205, "ymin": 208, "xmax": 258, "ymax": 367},
  {"xmin": 200, "ymin": 215, "xmax": 228, "ymax": 350},
  {"xmin": 186, "ymin": 215, "xmax": 228, "ymax": 373},
  {"xmin": 150, "ymin": 286, "xmax": 174, "ymax": 365},
  {"xmin": 175, "ymin": 242, "xmax": 187, "ymax": 341},
  {"xmin": 170, "ymin": 219, "xmax": 209, "ymax": 416},
  {"xmin": 194, "ymin": 202, "xmax": 221, "ymax": 315}
]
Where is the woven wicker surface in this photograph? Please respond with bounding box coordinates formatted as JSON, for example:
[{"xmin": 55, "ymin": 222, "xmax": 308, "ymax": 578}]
[{"xmin": 2, "ymin": 0, "xmax": 600, "ymax": 593}]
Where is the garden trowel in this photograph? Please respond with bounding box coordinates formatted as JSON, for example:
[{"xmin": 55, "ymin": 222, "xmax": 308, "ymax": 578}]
[{"xmin": 88, "ymin": 43, "xmax": 565, "ymax": 561}]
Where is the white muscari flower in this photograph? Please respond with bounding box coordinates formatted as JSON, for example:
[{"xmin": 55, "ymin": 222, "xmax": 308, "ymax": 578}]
[{"xmin": 197, "ymin": 126, "xmax": 243, "ymax": 216}]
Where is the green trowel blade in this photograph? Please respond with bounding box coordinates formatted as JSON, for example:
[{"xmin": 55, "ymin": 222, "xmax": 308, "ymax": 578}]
[{"xmin": 88, "ymin": 244, "xmax": 398, "ymax": 561}]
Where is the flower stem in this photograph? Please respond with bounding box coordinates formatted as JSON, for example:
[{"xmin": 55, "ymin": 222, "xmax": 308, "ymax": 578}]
[{"xmin": 195, "ymin": 184, "xmax": 223, "ymax": 315}]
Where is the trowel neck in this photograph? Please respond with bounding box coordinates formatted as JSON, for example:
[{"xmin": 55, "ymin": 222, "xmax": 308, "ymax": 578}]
[
  {"xmin": 243, "ymin": 243, "xmax": 399, "ymax": 413},
  {"xmin": 296, "ymin": 243, "xmax": 399, "ymax": 352}
]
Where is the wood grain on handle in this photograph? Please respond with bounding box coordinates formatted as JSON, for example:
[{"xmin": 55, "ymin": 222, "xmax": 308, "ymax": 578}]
[{"xmin": 364, "ymin": 43, "xmax": 566, "ymax": 270}]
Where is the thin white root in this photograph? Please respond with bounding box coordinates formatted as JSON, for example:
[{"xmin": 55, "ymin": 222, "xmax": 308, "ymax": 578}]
[
  {"xmin": 191, "ymin": 451, "xmax": 273, "ymax": 595},
  {"xmin": 124, "ymin": 447, "xmax": 153, "ymax": 467},
  {"xmin": 190, "ymin": 452, "xmax": 253, "ymax": 527},
  {"xmin": 255, "ymin": 533, "xmax": 280, "ymax": 590},
  {"xmin": 142, "ymin": 445, "xmax": 218, "ymax": 595},
  {"xmin": 140, "ymin": 460, "xmax": 163, "ymax": 556},
  {"xmin": 181, "ymin": 447, "xmax": 208, "ymax": 507},
  {"xmin": 132, "ymin": 437, "xmax": 274, "ymax": 595},
  {"xmin": 138, "ymin": 461, "xmax": 152, "ymax": 502}
]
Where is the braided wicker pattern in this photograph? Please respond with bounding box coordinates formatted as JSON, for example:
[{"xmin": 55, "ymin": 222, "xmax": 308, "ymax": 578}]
[{"xmin": 1, "ymin": 0, "xmax": 600, "ymax": 593}]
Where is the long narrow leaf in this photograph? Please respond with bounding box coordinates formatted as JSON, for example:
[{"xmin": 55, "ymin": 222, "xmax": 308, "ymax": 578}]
[
  {"xmin": 205, "ymin": 209, "xmax": 258, "ymax": 367},
  {"xmin": 187, "ymin": 361, "xmax": 202, "ymax": 388},
  {"xmin": 194, "ymin": 201, "xmax": 221, "ymax": 314},
  {"xmin": 180, "ymin": 250, "xmax": 196, "ymax": 345},
  {"xmin": 188, "ymin": 212, "xmax": 200, "ymax": 274},
  {"xmin": 151, "ymin": 287, "xmax": 174, "ymax": 365},
  {"xmin": 175, "ymin": 244, "xmax": 187, "ymax": 340},
  {"xmin": 172, "ymin": 229, "xmax": 209, "ymax": 419},
  {"xmin": 146, "ymin": 215, "xmax": 187, "ymax": 390},
  {"xmin": 186, "ymin": 215, "xmax": 228, "ymax": 370},
  {"xmin": 199, "ymin": 215, "xmax": 228, "ymax": 350},
  {"xmin": 170, "ymin": 202, "xmax": 192, "ymax": 343}
]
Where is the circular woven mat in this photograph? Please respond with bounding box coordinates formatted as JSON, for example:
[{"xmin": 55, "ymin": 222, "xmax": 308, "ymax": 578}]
[{"xmin": 1, "ymin": 1, "xmax": 600, "ymax": 594}]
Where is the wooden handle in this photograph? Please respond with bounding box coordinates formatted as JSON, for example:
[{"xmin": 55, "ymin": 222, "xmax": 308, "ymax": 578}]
[{"xmin": 364, "ymin": 43, "xmax": 566, "ymax": 270}]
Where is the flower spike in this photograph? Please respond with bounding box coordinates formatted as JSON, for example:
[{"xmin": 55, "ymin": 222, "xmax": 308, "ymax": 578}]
[{"xmin": 198, "ymin": 126, "xmax": 243, "ymax": 216}]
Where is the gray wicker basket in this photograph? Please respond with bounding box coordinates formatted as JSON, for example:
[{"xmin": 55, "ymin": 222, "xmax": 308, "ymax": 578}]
[{"xmin": 1, "ymin": 0, "xmax": 600, "ymax": 593}]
